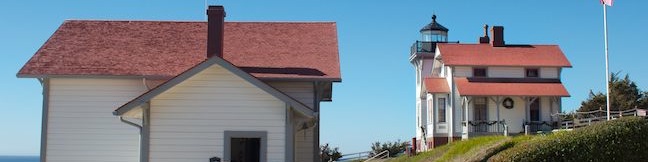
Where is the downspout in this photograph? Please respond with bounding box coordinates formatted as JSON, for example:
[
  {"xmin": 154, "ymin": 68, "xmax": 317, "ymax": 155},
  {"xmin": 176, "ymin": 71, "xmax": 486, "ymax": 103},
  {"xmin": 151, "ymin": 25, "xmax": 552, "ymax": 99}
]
[
  {"xmin": 141, "ymin": 103, "xmax": 150, "ymax": 162},
  {"xmin": 39, "ymin": 78, "xmax": 49, "ymax": 162},
  {"xmin": 142, "ymin": 78, "xmax": 151, "ymax": 90},
  {"xmin": 312, "ymin": 81, "xmax": 321, "ymax": 162},
  {"xmin": 285, "ymin": 105, "xmax": 294, "ymax": 162},
  {"xmin": 117, "ymin": 102, "xmax": 150, "ymax": 162},
  {"xmin": 119, "ymin": 117, "xmax": 142, "ymax": 130},
  {"xmin": 118, "ymin": 117, "xmax": 142, "ymax": 162}
]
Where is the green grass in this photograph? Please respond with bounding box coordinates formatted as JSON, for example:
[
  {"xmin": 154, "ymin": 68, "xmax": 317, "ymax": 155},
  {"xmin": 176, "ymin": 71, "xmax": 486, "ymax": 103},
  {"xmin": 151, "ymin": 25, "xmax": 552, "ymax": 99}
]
[
  {"xmin": 436, "ymin": 136, "xmax": 507, "ymax": 162},
  {"xmin": 476, "ymin": 135, "xmax": 534, "ymax": 161},
  {"xmin": 388, "ymin": 135, "xmax": 528, "ymax": 162},
  {"xmin": 386, "ymin": 117, "xmax": 648, "ymax": 162},
  {"xmin": 388, "ymin": 143, "xmax": 452, "ymax": 162},
  {"xmin": 488, "ymin": 117, "xmax": 648, "ymax": 162}
]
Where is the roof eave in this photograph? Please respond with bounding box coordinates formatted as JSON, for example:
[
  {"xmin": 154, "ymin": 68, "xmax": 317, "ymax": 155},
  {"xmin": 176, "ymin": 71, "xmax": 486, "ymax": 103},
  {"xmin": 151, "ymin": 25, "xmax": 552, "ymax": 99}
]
[
  {"xmin": 445, "ymin": 63, "xmax": 573, "ymax": 68},
  {"xmin": 259, "ymin": 77, "xmax": 341, "ymax": 82},
  {"xmin": 16, "ymin": 74, "xmax": 173, "ymax": 79},
  {"xmin": 17, "ymin": 74, "xmax": 343, "ymax": 82},
  {"xmin": 459, "ymin": 94, "xmax": 570, "ymax": 97}
]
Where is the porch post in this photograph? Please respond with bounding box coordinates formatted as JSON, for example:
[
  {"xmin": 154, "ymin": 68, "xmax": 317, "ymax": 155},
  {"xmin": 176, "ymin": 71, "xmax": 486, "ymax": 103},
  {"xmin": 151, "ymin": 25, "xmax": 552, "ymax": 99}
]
[
  {"xmin": 489, "ymin": 97, "xmax": 502, "ymax": 132},
  {"xmin": 447, "ymin": 93, "xmax": 453, "ymax": 143},
  {"xmin": 556, "ymin": 97, "xmax": 563, "ymax": 129},
  {"xmin": 448, "ymin": 67, "xmax": 456, "ymax": 143},
  {"xmin": 430, "ymin": 94, "xmax": 436, "ymax": 137},
  {"xmin": 549, "ymin": 97, "xmax": 555, "ymax": 122},
  {"xmin": 523, "ymin": 97, "xmax": 529, "ymax": 123},
  {"xmin": 462, "ymin": 96, "xmax": 469, "ymax": 140}
]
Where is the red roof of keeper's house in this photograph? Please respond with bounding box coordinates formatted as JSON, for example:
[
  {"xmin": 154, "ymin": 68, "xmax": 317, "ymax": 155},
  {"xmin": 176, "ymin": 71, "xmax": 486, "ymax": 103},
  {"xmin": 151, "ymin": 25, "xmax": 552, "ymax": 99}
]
[
  {"xmin": 455, "ymin": 77, "xmax": 570, "ymax": 97},
  {"xmin": 17, "ymin": 20, "xmax": 340, "ymax": 81},
  {"xmin": 437, "ymin": 43, "xmax": 571, "ymax": 67},
  {"xmin": 424, "ymin": 78, "xmax": 450, "ymax": 93}
]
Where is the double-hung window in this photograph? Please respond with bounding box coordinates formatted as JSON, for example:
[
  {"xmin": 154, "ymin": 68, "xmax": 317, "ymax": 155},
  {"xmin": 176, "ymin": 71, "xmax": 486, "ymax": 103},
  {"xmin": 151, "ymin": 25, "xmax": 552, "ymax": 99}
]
[
  {"xmin": 473, "ymin": 68, "xmax": 487, "ymax": 77},
  {"xmin": 526, "ymin": 68, "xmax": 539, "ymax": 78},
  {"xmin": 437, "ymin": 98, "xmax": 446, "ymax": 122}
]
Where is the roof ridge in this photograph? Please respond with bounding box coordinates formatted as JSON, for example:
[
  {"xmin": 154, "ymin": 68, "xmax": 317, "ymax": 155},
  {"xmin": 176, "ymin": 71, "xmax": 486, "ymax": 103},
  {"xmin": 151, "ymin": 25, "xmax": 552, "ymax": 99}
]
[
  {"xmin": 19, "ymin": 18, "xmax": 341, "ymax": 80},
  {"xmin": 64, "ymin": 19, "xmax": 205, "ymax": 22},
  {"xmin": 63, "ymin": 19, "xmax": 336, "ymax": 23},
  {"xmin": 439, "ymin": 43, "xmax": 559, "ymax": 46}
]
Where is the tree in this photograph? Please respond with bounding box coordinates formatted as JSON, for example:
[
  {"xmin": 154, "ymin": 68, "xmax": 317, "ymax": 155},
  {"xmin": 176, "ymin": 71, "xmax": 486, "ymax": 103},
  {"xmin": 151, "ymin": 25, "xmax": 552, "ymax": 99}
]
[
  {"xmin": 320, "ymin": 143, "xmax": 342, "ymax": 162},
  {"xmin": 369, "ymin": 140, "xmax": 409, "ymax": 158},
  {"xmin": 579, "ymin": 90, "xmax": 608, "ymax": 112},
  {"xmin": 579, "ymin": 73, "xmax": 648, "ymax": 112},
  {"xmin": 639, "ymin": 91, "xmax": 648, "ymax": 109}
]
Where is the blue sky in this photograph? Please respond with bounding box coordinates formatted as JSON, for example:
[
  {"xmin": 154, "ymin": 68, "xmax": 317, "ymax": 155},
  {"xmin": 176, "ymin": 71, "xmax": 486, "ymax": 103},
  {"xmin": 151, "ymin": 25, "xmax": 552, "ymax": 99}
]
[{"xmin": 1, "ymin": 0, "xmax": 647, "ymax": 156}]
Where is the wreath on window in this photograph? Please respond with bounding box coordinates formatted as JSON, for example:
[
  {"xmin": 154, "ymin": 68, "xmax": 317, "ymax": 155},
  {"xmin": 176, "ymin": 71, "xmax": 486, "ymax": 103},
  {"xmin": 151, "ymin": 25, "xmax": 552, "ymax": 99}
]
[{"xmin": 502, "ymin": 98, "xmax": 514, "ymax": 109}]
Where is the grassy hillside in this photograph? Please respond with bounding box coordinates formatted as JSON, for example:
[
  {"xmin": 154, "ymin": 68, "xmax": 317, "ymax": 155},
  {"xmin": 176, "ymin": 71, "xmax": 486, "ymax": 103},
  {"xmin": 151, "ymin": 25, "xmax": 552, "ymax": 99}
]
[
  {"xmin": 387, "ymin": 117, "xmax": 648, "ymax": 162},
  {"xmin": 388, "ymin": 136, "xmax": 524, "ymax": 162},
  {"xmin": 489, "ymin": 117, "xmax": 648, "ymax": 162}
]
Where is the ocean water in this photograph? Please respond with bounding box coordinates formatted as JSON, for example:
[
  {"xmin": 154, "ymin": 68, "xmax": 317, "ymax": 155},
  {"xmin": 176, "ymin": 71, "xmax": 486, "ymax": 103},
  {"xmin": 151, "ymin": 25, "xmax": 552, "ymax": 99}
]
[{"xmin": 0, "ymin": 156, "xmax": 39, "ymax": 162}]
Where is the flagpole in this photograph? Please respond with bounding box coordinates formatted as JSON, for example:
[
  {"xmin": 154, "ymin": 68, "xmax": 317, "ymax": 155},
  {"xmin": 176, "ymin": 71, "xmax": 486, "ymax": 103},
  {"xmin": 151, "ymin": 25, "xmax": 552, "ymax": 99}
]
[{"xmin": 603, "ymin": 3, "xmax": 611, "ymax": 121}]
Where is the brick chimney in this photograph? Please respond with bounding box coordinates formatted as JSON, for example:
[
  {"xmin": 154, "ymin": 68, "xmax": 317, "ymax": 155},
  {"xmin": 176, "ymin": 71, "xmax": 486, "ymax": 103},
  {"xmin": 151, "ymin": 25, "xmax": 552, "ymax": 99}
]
[
  {"xmin": 491, "ymin": 26, "xmax": 505, "ymax": 47},
  {"xmin": 479, "ymin": 24, "xmax": 490, "ymax": 44},
  {"xmin": 207, "ymin": 6, "xmax": 226, "ymax": 58}
]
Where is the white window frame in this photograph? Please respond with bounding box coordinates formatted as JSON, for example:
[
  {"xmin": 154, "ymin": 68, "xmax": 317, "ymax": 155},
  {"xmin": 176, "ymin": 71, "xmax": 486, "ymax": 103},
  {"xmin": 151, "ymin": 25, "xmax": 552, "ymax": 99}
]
[
  {"xmin": 473, "ymin": 67, "xmax": 488, "ymax": 78},
  {"xmin": 437, "ymin": 97, "xmax": 447, "ymax": 123}
]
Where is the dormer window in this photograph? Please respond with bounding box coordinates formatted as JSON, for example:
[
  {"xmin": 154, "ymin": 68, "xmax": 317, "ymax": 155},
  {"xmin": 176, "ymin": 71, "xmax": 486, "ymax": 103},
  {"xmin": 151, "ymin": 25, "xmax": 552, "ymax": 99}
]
[
  {"xmin": 473, "ymin": 68, "xmax": 487, "ymax": 77},
  {"xmin": 526, "ymin": 68, "xmax": 539, "ymax": 78}
]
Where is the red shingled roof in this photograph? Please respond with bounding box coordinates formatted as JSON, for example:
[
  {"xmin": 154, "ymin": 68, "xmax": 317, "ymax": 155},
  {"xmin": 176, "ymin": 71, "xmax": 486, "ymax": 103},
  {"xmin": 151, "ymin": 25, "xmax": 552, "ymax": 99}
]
[
  {"xmin": 17, "ymin": 20, "xmax": 340, "ymax": 81},
  {"xmin": 424, "ymin": 78, "xmax": 450, "ymax": 93},
  {"xmin": 437, "ymin": 43, "xmax": 571, "ymax": 67},
  {"xmin": 455, "ymin": 77, "xmax": 570, "ymax": 97}
]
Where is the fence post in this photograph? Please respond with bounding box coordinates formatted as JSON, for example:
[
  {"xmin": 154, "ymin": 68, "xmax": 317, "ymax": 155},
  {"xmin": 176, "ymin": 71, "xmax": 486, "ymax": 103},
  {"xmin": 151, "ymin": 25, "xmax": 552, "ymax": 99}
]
[
  {"xmin": 524, "ymin": 124, "xmax": 529, "ymax": 135},
  {"xmin": 411, "ymin": 137, "xmax": 417, "ymax": 155},
  {"xmin": 503, "ymin": 125, "xmax": 508, "ymax": 137},
  {"xmin": 461, "ymin": 122, "xmax": 468, "ymax": 140}
]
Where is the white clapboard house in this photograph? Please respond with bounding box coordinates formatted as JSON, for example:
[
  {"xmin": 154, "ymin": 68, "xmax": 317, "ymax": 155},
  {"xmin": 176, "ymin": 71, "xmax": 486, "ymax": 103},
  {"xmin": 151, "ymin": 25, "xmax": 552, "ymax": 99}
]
[
  {"xmin": 17, "ymin": 6, "xmax": 340, "ymax": 162},
  {"xmin": 410, "ymin": 15, "xmax": 571, "ymax": 150}
]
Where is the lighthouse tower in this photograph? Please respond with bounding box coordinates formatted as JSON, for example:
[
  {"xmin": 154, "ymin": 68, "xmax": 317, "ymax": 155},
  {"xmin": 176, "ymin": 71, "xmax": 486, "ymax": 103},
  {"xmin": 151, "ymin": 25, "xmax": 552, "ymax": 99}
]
[{"xmin": 411, "ymin": 15, "xmax": 449, "ymax": 151}]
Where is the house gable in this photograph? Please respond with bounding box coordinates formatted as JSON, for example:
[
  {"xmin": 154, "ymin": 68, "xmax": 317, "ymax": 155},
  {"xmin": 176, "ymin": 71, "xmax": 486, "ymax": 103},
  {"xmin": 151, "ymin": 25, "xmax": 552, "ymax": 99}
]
[
  {"xmin": 113, "ymin": 56, "xmax": 315, "ymax": 118},
  {"xmin": 148, "ymin": 60, "xmax": 288, "ymax": 161}
]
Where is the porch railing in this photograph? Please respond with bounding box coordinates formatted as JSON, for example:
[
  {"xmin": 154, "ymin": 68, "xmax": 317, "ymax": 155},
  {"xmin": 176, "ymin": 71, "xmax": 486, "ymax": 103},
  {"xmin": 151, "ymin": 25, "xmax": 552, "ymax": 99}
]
[
  {"xmin": 556, "ymin": 108, "xmax": 647, "ymax": 129},
  {"xmin": 463, "ymin": 120, "xmax": 507, "ymax": 134},
  {"xmin": 410, "ymin": 41, "xmax": 437, "ymax": 55},
  {"xmin": 523, "ymin": 121, "xmax": 557, "ymax": 133}
]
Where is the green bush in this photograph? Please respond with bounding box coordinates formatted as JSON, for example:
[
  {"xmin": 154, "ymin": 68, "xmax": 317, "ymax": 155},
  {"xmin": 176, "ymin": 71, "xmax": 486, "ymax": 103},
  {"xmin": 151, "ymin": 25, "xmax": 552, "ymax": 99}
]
[
  {"xmin": 370, "ymin": 140, "xmax": 410, "ymax": 158},
  {"xmin": 489, "ymin": 117, "xmax": 648, "ymax": 162},
  {"xmin": 320, "ymin": 143, "xmax": 342, "ymax": 162}
]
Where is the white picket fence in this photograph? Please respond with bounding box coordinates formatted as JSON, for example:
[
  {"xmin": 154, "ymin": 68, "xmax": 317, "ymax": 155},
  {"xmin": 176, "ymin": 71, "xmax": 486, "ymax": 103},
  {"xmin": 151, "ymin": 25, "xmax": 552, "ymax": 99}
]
[{"xmin": 555, "ymin": 108, "xmax": 647, "ymax": 129}]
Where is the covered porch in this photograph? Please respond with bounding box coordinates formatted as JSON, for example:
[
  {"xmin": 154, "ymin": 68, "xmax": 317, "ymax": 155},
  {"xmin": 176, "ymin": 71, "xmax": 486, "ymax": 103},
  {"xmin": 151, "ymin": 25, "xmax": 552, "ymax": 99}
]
[{"xmin": 455, "ymin": 77, "xmax": 570, "ymax": 139}]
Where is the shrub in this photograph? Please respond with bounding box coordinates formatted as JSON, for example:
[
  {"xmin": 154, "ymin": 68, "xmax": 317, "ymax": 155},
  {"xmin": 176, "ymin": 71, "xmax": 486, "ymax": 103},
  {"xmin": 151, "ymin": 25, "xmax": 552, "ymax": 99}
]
[
  {"xmin": 320, "ymin": 143, "xmax": 342, "ymax": 162},
  {"xmin": 489, "ymin": 117, "xmax": 648, "ymax": 162},
  {"xmin": 370, "ymin": 140, "xmax": 410, "ymax": 158}
]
